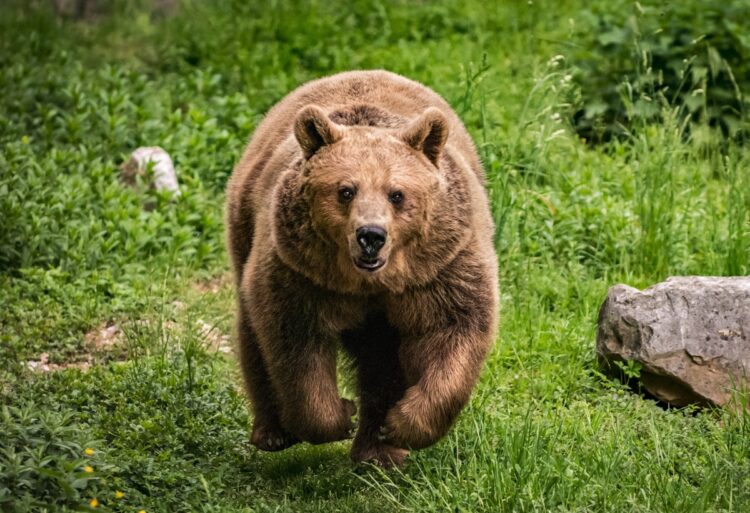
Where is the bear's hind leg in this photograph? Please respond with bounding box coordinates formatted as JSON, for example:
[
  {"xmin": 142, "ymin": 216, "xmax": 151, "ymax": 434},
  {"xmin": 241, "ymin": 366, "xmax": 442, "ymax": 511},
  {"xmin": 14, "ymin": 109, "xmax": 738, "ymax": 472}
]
[
  {"xmin": 237, "ymin": 304, "xmax": 299, "ymax": 452},
  {"xmin": 343, "ymin": 315, "xmax": 409, "ymax": 468}
]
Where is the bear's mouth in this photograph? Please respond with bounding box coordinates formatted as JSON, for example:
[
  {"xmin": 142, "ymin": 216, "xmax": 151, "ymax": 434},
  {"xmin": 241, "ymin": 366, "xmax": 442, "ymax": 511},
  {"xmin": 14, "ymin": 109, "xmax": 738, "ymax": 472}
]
[{"xmin": 354, "ymin": 257, "xmax": 385, "ymax": 272}]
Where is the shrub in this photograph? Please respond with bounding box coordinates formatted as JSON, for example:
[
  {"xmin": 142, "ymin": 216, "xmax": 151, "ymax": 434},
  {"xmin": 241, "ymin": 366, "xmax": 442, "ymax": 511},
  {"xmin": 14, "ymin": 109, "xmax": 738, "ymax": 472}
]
[
  {"xmin": 570, "ymin": 0, "xmax": 750, "ymax": 144},
  {"xmin": 0, "ymin": 406, "xmax": 108, "ymax": 513}
]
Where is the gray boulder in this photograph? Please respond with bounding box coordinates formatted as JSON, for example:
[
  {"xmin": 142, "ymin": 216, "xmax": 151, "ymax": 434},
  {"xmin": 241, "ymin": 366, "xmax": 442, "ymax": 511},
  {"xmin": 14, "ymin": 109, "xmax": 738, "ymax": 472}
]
[{"xmin": 597, "ymin": 277, "xmax": 750, "ymax": 407}]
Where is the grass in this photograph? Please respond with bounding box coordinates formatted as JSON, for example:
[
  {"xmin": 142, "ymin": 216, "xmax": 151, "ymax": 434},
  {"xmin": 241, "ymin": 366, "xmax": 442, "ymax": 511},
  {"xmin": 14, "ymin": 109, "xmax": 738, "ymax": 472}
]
[{"xmin": 1, "ymin": 0, "xmax": 749, "ymax": 512}]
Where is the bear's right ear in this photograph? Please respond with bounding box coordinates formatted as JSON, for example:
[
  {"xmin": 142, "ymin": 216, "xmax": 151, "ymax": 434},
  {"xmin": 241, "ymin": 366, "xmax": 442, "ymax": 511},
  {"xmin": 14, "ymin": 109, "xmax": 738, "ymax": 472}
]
[
  {"xmin": 294, "ymin": 105, "xmax": 343, "ymax": 159},
  {"xmin": 399, "ymin": 107, "xmax": 449, "ymax": 166}
]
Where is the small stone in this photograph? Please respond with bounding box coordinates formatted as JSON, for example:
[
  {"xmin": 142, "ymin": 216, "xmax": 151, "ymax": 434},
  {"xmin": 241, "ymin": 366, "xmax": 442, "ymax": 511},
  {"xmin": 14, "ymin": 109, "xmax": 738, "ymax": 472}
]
[
  {"xmin": 121, "ymin": 147, "xmax": 180, "ymax": 197},
  {"xmin": 597, "ymin": 277, "xmax": 750, "ymax": 407}
]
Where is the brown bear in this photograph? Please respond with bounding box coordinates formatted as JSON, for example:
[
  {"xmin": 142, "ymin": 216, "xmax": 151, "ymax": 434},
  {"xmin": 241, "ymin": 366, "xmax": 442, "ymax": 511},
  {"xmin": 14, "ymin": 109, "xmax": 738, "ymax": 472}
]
[{"xmin": 225, "ymin": 70, "xmax": 498, "ymax": 467}]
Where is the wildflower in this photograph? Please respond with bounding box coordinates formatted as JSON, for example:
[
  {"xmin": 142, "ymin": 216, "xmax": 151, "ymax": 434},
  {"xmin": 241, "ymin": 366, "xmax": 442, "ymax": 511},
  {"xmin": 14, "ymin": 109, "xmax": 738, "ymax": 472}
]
[
  {"xmin": 90, "ymin": 498, "xmax": 99, "ymax": 508},
  {"xmin": 115, "ymin": 491, "xmax": 125, "ymax": 499},
  {"xmin": 138, "ymin": 510, "xmax": 147, "ymax": 513},
  {"xmin": 84, "ymin": 448, "xmax": 95, "ymax": 456},
  {"xmin": 84, "ymin": 465, "xmax": 94, "ymax": 473},
  {"xmin": 547, "ymin": 54, "xmax": 564, "ymax": 68}
]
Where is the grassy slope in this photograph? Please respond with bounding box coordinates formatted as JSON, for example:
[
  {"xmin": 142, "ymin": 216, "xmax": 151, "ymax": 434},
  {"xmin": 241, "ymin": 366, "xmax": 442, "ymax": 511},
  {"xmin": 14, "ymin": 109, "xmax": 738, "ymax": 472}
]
[{"xmin": 1, "ymin": 1, "xmax": 749, "ymax": 512}]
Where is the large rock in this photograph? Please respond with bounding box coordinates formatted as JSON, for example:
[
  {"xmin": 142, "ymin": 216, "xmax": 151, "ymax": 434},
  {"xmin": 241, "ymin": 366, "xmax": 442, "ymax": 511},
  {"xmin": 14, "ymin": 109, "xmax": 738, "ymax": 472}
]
[{"xmin": 597, "ymin": 277, "xmax": 750, "ymax": 407}]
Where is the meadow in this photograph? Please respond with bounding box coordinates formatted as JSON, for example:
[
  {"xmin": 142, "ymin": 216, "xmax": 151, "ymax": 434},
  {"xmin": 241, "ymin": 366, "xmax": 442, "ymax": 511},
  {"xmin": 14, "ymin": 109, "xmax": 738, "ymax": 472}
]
[{"xmin": 1, "ymin": 1, "xmax": 749, "ymax": 511}]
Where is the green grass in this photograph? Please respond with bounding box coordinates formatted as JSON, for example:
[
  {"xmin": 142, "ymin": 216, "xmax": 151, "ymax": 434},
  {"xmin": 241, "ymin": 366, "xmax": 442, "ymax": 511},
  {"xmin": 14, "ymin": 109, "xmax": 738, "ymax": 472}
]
[{"xmin": 1, "ymin": 1, "xmax": 749, "ymax": 512}]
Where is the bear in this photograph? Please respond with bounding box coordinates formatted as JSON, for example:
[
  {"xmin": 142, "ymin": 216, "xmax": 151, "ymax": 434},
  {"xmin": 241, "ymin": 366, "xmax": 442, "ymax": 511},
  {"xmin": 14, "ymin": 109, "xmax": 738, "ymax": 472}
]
[{"xmin": 225, "ymin": 70, "xmax": 498, "ymax": 467}]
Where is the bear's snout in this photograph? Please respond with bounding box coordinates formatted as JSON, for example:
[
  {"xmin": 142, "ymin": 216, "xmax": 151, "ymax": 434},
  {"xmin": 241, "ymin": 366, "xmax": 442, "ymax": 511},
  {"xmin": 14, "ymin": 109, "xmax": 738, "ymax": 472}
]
[
  {"xmin": 356, "ymin": 225, "xmax": 387, "ymax": 258},
  {"xmin": 354, "ymin": 225, "xmax": 387, "ymax": 272}
]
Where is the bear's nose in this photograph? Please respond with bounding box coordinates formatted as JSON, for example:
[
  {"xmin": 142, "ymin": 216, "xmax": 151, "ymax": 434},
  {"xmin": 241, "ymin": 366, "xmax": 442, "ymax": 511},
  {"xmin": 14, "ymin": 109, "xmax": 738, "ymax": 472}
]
[{"xmin": 356, "ymin": 225, "xmax": 387, "ymax": 258}]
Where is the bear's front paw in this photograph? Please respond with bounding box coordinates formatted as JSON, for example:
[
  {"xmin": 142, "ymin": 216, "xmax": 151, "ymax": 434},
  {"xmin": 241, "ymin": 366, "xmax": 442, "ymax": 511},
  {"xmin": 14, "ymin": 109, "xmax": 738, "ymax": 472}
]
[
  {"xmin": 350, "ymin": 440, "xmax": 409, "ymax": 468},
  {"xmin": 379, "ymin": 393, "xmax": 437, "ymax": 450},
  {"xmin": 250, "ymin": 420, "xmax": 300, "ymax": 452}
]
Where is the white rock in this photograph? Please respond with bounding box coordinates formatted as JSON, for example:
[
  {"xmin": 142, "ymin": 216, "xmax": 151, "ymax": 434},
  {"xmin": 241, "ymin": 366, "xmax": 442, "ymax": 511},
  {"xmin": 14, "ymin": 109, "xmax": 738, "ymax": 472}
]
[{"xmin": 121, "ymin": 146, "xmax": 180, "ymax": 196}]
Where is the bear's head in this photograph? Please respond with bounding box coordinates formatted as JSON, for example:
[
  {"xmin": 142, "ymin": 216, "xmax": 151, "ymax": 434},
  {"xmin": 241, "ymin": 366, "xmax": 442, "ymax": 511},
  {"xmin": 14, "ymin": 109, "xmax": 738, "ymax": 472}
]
[{"xmin": 273, "ymin": 104, "xmax": 473, "ymax": 294}]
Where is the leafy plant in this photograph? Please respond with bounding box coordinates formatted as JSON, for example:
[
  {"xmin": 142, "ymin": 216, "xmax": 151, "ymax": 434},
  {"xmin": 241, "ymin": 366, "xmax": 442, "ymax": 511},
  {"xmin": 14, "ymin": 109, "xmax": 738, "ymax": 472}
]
[
  {"xmin": 570, "ymin": 0, "xmax": 750, "ymax": 144},
  {"xmin": 0, "ymin": 406, "xmax": 108, "ymax": 513}
]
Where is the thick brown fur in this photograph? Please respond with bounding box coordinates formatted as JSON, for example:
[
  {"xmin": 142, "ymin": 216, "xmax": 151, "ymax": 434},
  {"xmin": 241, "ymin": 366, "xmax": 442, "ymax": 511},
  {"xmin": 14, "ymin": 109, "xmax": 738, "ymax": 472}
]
[{"xmin": 225, "ymin": 70, "xmax": 499, "ymax": 467}]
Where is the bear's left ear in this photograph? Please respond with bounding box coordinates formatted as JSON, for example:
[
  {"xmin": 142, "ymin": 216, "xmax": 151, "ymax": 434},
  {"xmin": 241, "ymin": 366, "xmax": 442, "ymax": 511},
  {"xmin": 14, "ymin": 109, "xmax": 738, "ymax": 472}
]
[
  {"xmin": 294, "ymin": 105, "xmax": 343, "ymax": 159},
  {"xmin": 399, "ymin": 107, "xmax": 449, "ymax": 166}
]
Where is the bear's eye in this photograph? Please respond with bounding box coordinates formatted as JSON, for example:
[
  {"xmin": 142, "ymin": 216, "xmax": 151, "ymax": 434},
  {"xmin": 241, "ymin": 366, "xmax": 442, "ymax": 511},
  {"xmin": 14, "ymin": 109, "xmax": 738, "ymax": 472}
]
[
  {"xmin": 338, "ymin": 186, "xmax": 355, "ymax": 204},
  {"xmin": 388, "ymin": 190, "xmax": 404, "ymax": 206}
]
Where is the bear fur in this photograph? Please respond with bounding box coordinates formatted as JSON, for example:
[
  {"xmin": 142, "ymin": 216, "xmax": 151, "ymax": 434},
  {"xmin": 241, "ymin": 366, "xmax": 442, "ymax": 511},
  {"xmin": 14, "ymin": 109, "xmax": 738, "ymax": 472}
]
[{"xmin": 225, "ymin": 70, "xmax": 498, "ymax": 467}]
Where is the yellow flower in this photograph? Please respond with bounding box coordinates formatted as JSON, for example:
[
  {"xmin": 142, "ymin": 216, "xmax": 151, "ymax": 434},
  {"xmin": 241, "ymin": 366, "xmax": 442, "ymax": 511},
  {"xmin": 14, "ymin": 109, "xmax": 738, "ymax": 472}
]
[
  {"xmin": 89, "ymin": 498, "xmax": 99, "ymax": 508},
  {"xmin": 115, "ymin": 490, "xmax": 125, "ymax": 499},
  {"xmin": 84, "ymin": 448, "xmax": 95, "ymax": 456},
  {"xmin": 138, "ymin": 510, "xmax": 146, "ymax": 513},
  {"xmin": 84, "ymin": 465, "xmax": 94, "ymax": 473}
]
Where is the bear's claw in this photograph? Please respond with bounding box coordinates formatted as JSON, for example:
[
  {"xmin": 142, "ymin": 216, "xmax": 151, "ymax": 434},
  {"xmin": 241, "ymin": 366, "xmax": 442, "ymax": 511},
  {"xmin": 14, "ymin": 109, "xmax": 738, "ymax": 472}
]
[
  {"xmin": 351, "ymin": 440, "xmax": 409, "ymax": 468},
  {"xmin": 250, "ymin": 423, "xmax": 299, "ymax": 452}
]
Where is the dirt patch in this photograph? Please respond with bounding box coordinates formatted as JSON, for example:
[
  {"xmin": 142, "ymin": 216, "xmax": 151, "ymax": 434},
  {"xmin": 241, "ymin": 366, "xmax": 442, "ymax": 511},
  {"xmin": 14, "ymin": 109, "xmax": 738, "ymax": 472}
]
[
  {"xmin": 26, "ymin": 352, "xmax": 92, "ymax": 373},
  {"xmin": 196, "ymin": 319, "xmax": 232, "ymax": 354},
  {"xmin": 193, "ymin": 274, "xmax": 231, "ymax": 294},
  {"xmin": 85, "ymin": 321, "xmax": 123, "ymax": 351},
  {"xmin": 26, "ymin": 321, "xmax": 122, "ymax": 374},
  {"xmin": 25, "ymin": 314, "xmax": 233, "ymax": 374}
]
